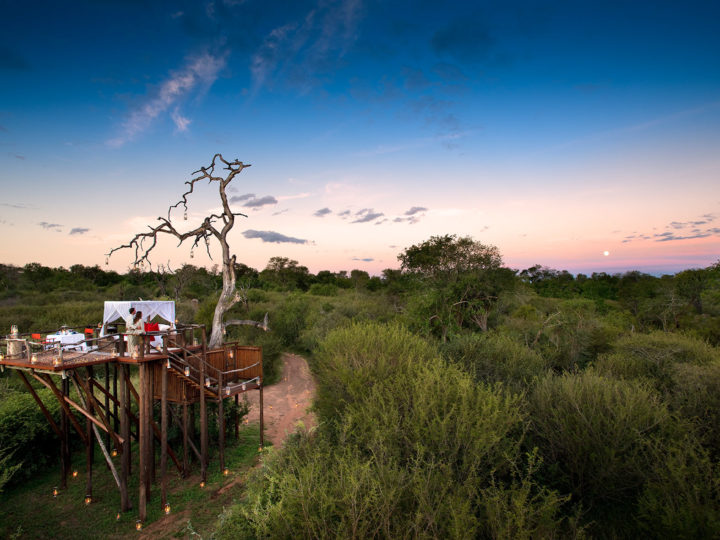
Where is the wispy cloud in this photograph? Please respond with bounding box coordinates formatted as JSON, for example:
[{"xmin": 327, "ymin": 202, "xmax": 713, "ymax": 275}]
[
  {"xmin": 107, "ymin": 51, "xmax": 226, "ymax": 147},
  {"xmin": 352, "ymin": 208, "xmax": 384, "ymax": 223},
  {"xmin": 1, "ymin": 202, "xmax": 32, "ymax": 209},
  {"xmin": 250, "ymin": 0, "xmax": 363, "ymax": 94},
  {"xmin": 314, "ymin": 207, "xmax": 332, "ymax": 217},
  {"xmin": 243, "ymin": 195, "xmax": 278, "ymax": 208},
  {"xmin": 230, "ymin": 193, "xmax": 255, "ymax": 203},
  {"xmin": 69, "ymin": 227, "xmax": 90, "ymax": 235},
  {"xmin": 242, "ymin": 229, "xmax": 309, "ymax": 244},
  {"xmin": 39, "ymin": 222, "xmax": 62, "ymax": 231},
  {"xmin": 352, "ymin": 257, "xmax": 374, "ymax": 262},
  {"xmin": 622, "ymin": 213, "xmax": 720, "ymax": 243},
  {"xmin": 405, "ymin": 206, "xmax": 428, "ymax": 215},
  {"xmin": 338, "ymin": 210, "xmax": 351, "ymax": 218}
]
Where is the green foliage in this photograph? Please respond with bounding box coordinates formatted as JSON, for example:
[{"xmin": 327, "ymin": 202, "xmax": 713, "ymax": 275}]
[
  {"xmin": 594, "ymin": 331, "xmax": 719, "ymax": 389},
  {"xmin": 308, "ymin": 282, "xmax": 338, "ymax": 296},
  {"xmin": 440, "ymin": 331, "xmax": 548, "ymax": 391},
  {"xmin": 637, "ymin": 439, "xmax": 720, "ymax": 538},
  {"xmin": 219, "ymin": 322, "xmax": 572, "ymax": 538},
  {"xmin": 0, "ymin": 383, "xmax": 62, "ymax": 485},
  {"xmin": 528, "ymin": 370, "xmax": 676, "ymax": 519}
]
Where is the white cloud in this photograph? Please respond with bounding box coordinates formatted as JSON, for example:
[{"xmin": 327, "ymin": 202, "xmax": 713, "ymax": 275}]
[{"xmin": 107, "ymin": 51, "xmax": 226, "ymax": 147}]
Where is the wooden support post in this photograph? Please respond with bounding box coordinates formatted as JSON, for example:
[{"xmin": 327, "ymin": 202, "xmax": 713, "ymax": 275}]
[
  {"xmin": 113, "ymin": 363, "xmax": 119, "ymax": 434},
  {"xmin": 199, "ymin": 341, "xmax": 207, "ymax": 483},
  {"xmin": 182, "ymin": 402, "xmax": 190, "ymax": 477},
  {"xmin": 138, "ymin": 362, "xmax": 151, "ymax": 522},
  {"xmin": 218, "ymin": 370, "xmax": 225, "ymax": 472},
  {"xmin": 85, "ymin": 366, "xmax": 95, "ymax": 501},
  {"xmin": 259, "ymin": 376, "xmax": 264, "ymax": 449},
  {"xmin": 119, "ymin": 364, "xmax": 130, "ymax": 512},
  {"xmin": 104, "ymin": 363, "xmax": 111, "ymax": 451},
  {"xmin": 149, "ymin": 355, "xmax": 156, "ymax": 485},
  {"xmin": 60, "ymin": 377, "xmax": 70, "ymax": 489},
  {"xmin": 161, "ymin": 356, "xmax": 168, "ymax": 509},
  {"xmin": 234, "ymin": 394, "xmax": 239, "ymax": 440}
]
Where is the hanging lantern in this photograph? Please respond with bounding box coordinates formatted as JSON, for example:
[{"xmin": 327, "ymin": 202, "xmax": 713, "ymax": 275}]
[
  {"xmin": 205, "ymin": 377, "xmax": 210, "ymax": 388},
  {"xmin": 225, "ymin": 387, "xmax": 230, "ymax": 396},
  {"xmin": 222, "ymin": 326, "xmax": 226, "ymax": 336},
  {"xmin": 31, "ymin": 354, "xmax": 38, "ymax": 364},
  {"xmin": 84, "ymin": 495, "xmax": 92, "ymax": 505},
  {"xmin": 184, "ymin": 366, "xmax": 190, "ymax": 377},
  {"xmin": 241, "ymin": 383, "xmax": 246, "ymax": 391},
  {"xmin": 53, "ymin": 487, "xmax": 58, "ymax": 498},
  {"xmin": 166, "ymin": 359, "xmax": 171, "ymax": 369},
  {"xmin": 199, "ymin": 481, "xmax": 205, "ymax": 488},
  {"xmin": 53, "ymin": 357, "xmax": 61, "ymax": 367},
  {"xmin": 164, "ymin": 503, "xmax": 171, "ymax": 515},
  {"xmin": 183, "ymin": 210, "xmax": 187, "ymax": 221},
  {"xmin": 116, "ymin": 512, "xmax": 121, "ymax": 521},
  {"xmin": 189, "ymin": 249, "xmax": 194, "ymax": 259},
  {"xmin": 105, "ymin": 256, "xmax": 109, "ymax": 266},
  {"xmin": 135, "ymin": 520, "xmax": 143, "ymax": 531},
  {"xmin": 228, "ymin": 350, "xmax": 234, "ymax": 358},
  {"xmin": 111, "ymin": 449, "xmax": 118, "ymax": 457},
  {"xmin": 72, "ymin": 470, "xmax": 78, "ymax": 478},
  {"xmin": 223, "ymin": 468, "xmax": 229, "ymax": 476}
]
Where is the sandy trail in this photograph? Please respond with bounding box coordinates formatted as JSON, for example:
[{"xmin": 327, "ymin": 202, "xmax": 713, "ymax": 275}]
[{"xmin": 245, "ymin": 352, "xmax": 316, "ymax": 447}]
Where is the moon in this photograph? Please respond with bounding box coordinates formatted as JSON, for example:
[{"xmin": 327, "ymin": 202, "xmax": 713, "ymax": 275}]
[{"xmin": 603, "ymin": 250, "xmax": 610, "ymax": 257}]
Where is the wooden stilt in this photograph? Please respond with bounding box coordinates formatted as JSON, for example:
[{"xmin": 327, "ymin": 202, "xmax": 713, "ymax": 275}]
[
  {"xmin": 119, "ymin": 364, "xmax": 131, "ymax": 512},
  {"xmin": 259, "ymin": 376, "xmax": 264, "ymax": 450},
  {"xmin": 183, "ymin": 402, "xmax": 189, "ymax": 477},
  {"xmin": 113, "ymin": 363, "xmax": 118, "ymax": 434},
  {"xmin": 149, "ymin": 358, "xmax": 156, "ymax": 484},
  {"xmin": 138, "ymin": 362, "xmax": 151, "ymax": 522},
  {"xmin": 199, "ymin": 347, "xmax": 207, "ymax": 483},
  {"xmin": 104, "ymin": 363, "xmax": 111, "ymax": 451},
  {"xmin": 60, "ymin": 377, "xmax": 70, "ymax": 490},
  {"xmin": 234, "ymin": 394, "xmax": 239, "ymax": 440},
  {"xmin": 218, "ymin": 370, "xmax": 225, "ymax": 472},
  {"xmin": 161, "ymin": 356, "xmax": 168, "ymax": 509},
  {"xmin": 85, "ymin": 367, "xmax": 95, "ymax": 502}
]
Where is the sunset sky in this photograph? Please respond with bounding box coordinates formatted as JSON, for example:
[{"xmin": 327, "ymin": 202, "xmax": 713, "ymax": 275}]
[{"xmin": 1, "ymin": 1, "xmax": 719, "ymax": 276}]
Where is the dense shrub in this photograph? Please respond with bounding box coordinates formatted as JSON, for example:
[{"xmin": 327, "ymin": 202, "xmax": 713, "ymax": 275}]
[
  {"xmin": 0, "ymin": 384, "xmax": 63, "ymax": 485},
  {"xmin": 219, "ymin": 323, "xmax": 572, "ymax": 538},
  {"xmin": 528, "ymin": 370, "xmax": 676, "ymax": 528},
  {"xmin": 594, "ymin": 331, "xmax": 719, "ymax": 390},
  {"xmin": 637, "ymin": 439, "xmax": 720, "ymax": 538},
  {"xmin": 440, "ymin": 331, "xmax": 548, "ymax": 391},
  {"xmin": 308, "ymin": 283, "xmax": 338, "ymax": 296}
]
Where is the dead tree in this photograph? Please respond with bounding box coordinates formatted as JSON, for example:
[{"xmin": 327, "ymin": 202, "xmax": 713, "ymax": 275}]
[{"xmin": 107, "ymin": 154, "xmax": 263, "ymax": 348}]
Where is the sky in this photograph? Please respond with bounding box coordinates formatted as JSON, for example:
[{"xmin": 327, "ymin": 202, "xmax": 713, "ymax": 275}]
[{"xmin": 1, "ymin": 0, "xmax": 719, "ymax": 277}]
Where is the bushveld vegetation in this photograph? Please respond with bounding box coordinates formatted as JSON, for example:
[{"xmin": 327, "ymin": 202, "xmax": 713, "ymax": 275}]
[{"xmin": 2, "ymin": 236, "xmax": 720, "ymax": 536}]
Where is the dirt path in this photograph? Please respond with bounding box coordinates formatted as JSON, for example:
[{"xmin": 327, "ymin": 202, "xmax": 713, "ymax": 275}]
[{"xmin": 245, "ymin": 352, "xmax": 316, "ymax": 447}]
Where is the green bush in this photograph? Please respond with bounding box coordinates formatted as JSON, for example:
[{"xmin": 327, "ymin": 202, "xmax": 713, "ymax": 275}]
[
  {"xmin": 218, "ymin": 322, "xmax": 572, "ymax": 538},
  {"xmin": 595, "ymin": 331, "xmax": 720, "ymax": 390},
  {"xmin": 308, "ymin": 283, "xmax": 338, "ymax": 296},
  {"xmin": 440, "ymin": 332, "xmax": 548, "ymax": 391},
  {"xmin": 637, "ymin": 438, "xmax": 720, "ymax": 538},
  {"xmin": 0, "ymin": 384, "xmax": 62, "ymax": 485},
  {"xmin": 528, "ymin": 370, "xmax": 676, "ymax": 525},
  {"xmin": 666, "ymin": 361, "xmax": 720, "ymax": 455}
]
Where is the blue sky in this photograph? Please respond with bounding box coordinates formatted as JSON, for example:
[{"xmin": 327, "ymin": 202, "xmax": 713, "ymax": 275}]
[{"xmin": 1, "ymin": 0, "xmax": 719, "ymax": 275}]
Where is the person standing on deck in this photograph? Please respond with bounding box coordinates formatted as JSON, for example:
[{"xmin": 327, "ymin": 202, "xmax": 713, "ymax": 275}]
[{"xmin": 127, "ymin": 310, "xmax": 144, "ymax": 357}]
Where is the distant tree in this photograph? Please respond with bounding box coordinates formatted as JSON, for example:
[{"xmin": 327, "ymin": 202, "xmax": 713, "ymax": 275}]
[
  {"xmin": 675, "ymin": 268, "xmax": 708, "ymax": 314},
  {"xmin": 349, "ymin": 269, "xmax": 370, "ymax": 290},
  {"xmin": 399, "ymin": 235, "xmax": 513, "ymax": 339},
  {"xmin": 260, "ymin": 257, "xmax": 311, "ymax": 291}
]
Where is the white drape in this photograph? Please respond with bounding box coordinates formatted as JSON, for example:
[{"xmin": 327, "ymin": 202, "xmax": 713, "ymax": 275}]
[{"xmin": 101, "ymin": 301, "xmax": 176, "ymax": 334}]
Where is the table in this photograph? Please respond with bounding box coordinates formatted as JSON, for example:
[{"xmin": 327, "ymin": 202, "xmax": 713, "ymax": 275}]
[{"xmin": 45, "ymin": 332, "xmax": 88, "ymax": 352}]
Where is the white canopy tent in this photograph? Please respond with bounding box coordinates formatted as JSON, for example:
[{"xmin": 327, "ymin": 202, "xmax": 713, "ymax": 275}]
[{"xmin": 101, "ymin": 301, "xmax": 176, "ymax": 334}]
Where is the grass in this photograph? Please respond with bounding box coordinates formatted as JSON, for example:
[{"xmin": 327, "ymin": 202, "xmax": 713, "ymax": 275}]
[{"xmin": 0, "ymin": 424, "xmax": 265, "ymax": 539}]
